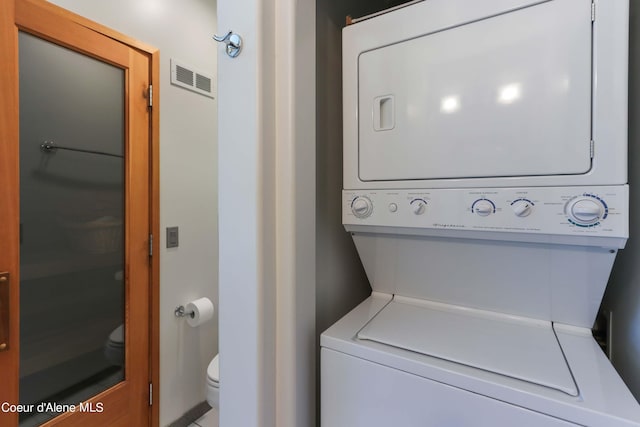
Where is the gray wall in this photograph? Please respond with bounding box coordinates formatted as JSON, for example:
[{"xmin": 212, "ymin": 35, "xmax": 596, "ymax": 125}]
[{"xmin": 602, "ymin": 1, "xmax": 640, "ymax": 402}]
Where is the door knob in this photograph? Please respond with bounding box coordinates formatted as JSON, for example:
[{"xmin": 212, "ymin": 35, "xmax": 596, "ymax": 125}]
[{"xmin": 213, "ymin": 31, "xmax": 243, "ymax": 58}]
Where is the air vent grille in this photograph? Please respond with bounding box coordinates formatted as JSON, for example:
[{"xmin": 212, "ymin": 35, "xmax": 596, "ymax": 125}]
[
  {"xmin": 196, "ymin": 74, "xmax": 212, "ymax": 92},
  {"xmin": 176, "ymin": 65, "xmax": 194, "ymax": 86},
  {"xmin": 170, "ymin": 59, "xmax": 214, "ymax": 99}
]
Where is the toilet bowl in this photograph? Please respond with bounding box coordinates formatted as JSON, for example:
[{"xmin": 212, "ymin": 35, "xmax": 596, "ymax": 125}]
[
  {"xmin": 104, "ymin": 324, "xmax": 124, "ymax": 367},
  {"xmin": 206, "ymin": 354, "xmax": 220, "ymax": 408}
]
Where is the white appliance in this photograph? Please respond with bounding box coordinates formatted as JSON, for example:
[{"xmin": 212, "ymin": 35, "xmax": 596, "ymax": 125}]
[{"xmin": 321, "ymin": 0, "xmax": 640, "ymax": 426}]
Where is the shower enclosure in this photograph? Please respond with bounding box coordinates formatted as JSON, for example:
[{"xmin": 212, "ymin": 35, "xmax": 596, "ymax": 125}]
[{"xmin": 18, "ymin": 31, "xmax": 125, "ymax": 426}]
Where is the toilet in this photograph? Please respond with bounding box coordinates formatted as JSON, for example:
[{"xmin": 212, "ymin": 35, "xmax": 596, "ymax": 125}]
[
  {"xmin": 206, "ymin": 354, "xmax": 220, "ymax": 408},
  {"xmin": 104, "ymin": 324, "xmax": 124, "ymax": 367}
]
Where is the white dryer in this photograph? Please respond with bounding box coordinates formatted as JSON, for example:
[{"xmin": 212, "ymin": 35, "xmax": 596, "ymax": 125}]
[{"xmin": 321, "ymin": 0, "xmax": 640, "ymax": 426}]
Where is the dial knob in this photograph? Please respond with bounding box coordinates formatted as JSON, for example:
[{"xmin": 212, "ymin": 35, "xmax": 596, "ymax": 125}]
[
  {"xmin": 351, "ymin": 196, "xmax": 373, "ymax": 219},
  {"xmin": 567, "ymin": 198, "xmax": 603, "ymax": 225},
  {"xmin": 410, "ymin": 199, "xmax": 427, "ymax": 215},
  {"xmin": 474, "ymin": 200, "xmax": 494, "ymax": 217},
  {"xmin": 511, "ymin": 200, "xmax": 533, "ymax": 217}
]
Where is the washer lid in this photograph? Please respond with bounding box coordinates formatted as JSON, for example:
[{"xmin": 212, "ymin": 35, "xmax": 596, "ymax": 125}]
[
  {"xmin": 357, "ymin": 296, "xmax": 578, "ymax": 396},
  {"xmin": 207, "ymin": 354, "xmax": 220, "ymax": 383}
]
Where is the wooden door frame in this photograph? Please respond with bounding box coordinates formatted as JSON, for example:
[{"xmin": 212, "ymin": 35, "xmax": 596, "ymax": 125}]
[{"xmin": 0, "ymin": 1, "xmax": 160, "ymax": 425}]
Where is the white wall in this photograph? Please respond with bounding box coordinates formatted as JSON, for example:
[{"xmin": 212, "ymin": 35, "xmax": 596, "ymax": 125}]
[
  {"xmin": 47, "ymin": 1, "xmax": 219, "ymax": 425},
  {"xmin": 274, "ymin": 0, "xmax": 317, "ymax": 425},
  {"xmin": 217, "ymin": 0, "xmax": 316, "ymax": 425},
  {"xmin": 602, "ymin": 2, "xmax": 640, "ymax": 401},
  {"xmin": 216, "ymin": 0, "xmax": 274, "ymax": 425}
]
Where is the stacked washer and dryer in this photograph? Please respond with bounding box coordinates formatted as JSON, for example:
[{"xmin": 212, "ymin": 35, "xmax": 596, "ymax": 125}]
[{"xmin": 321, "ymin": 0, "xmax": 640, "ymax": 426}]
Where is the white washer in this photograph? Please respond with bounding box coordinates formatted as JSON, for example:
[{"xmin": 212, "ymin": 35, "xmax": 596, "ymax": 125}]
[
  {"xmin": 322, "ymin": 293, "xmax": 640, "ymax": 426},
  {"xmin": 321, "ymin": 0, "xmax": 640, "ymax": 426}
]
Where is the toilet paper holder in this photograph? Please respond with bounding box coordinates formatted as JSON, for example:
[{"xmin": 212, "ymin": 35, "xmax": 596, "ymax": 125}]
[
  {"xmin": 174, "ymin": 297, "xmax": 214, "ymax": 327},
  {"xmin": 174, "ymin": 305, "xmax": 195, "ymax": 319}
]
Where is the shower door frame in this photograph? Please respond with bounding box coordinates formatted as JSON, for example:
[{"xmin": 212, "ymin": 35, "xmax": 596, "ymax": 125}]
[{"xmin": 0, "ymin": 0, "xmax": 160, "ymax": 426}]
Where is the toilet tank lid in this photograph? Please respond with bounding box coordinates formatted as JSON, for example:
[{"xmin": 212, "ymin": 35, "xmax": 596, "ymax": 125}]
[
  {"xmin": 109, "ymin": 325, "xmax": 124, "ymax": 344},
  {"xmin": 207, "ymin": 354, "xmax": 219, "ymax": 382}
]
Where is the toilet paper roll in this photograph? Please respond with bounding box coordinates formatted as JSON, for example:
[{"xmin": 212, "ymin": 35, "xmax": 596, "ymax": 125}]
[{"xmin": 185, "ymin": 297, "xmax": 215, "ymax": 327}]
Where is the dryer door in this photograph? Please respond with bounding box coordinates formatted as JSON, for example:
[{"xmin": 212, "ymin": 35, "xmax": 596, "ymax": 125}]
[{"xmin": 358, "ymin": 0, "xmax": 592, "ymax": 182}]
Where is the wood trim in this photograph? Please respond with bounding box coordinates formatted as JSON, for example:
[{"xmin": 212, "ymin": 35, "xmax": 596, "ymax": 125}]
[
  {"xmin": 124, "ymin": 46, "xmax": 152, "ymax": 427},
  {"xmin": 19, "ymin": 0, "xmax": 157, "ymax": 55},
  {"xmin": 4, "ymin": 1, "xmax": 161, "ymax": 426},
  {"xmin": 21, "ymin": 2, "xmax": 162, "ymax": 425},
  {"xmin": 149, "ymin": 50, "xmax": 161, "ymax": 427},
  {"xmin": 0, "ymin": 0, "xmax": 20, "ymax": 424},
  {"xmin": 15, "ymin": 0, "xmax": 129, "ymax": 67}
]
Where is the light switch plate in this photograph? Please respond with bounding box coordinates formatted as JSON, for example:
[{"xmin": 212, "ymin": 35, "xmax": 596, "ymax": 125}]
[{"xmin": 167, "ymin": 227, "xmax": 179, "ymax": 248}]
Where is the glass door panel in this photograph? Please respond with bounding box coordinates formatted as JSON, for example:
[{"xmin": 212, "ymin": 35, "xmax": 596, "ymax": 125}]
[{"xmin": 18, "ymin": 31, "xmax": 125, "ymax": 427}]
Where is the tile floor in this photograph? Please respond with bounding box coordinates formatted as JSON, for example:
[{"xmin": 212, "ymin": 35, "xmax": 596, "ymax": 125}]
[{"xmin": 189, "ymin": 408, "xmax": 219, "ymax": 427}]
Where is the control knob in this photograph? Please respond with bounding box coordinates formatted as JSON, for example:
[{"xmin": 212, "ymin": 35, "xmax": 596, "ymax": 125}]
[
  {"xmin": 410, "ymin": 199, "xmax": 427, "ymax": 215},
  {"xmin": 473, "ymin": 199, "xmax": 494, "ymax": 217},
  {"xmin": 566, "ymin": 196, "xmax": 606, "ymax": 226},
  {"xmin": 351, "ymin": 196, "xmax": 373, "ymax": 219},
  {"xmin": 511, "ymin": 200, "xmax": 533, "ymax": 217}
]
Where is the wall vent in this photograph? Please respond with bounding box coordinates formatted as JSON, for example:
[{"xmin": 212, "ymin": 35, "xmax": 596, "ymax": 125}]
[{"xmin": 170, "ymin": 59, "xmax": 214, "ymax": 99}]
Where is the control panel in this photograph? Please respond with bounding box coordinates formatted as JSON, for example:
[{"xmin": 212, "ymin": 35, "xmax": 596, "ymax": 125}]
[{"xmin": 343, "ymin": 186, "xmax": 628, "ymax": 240}]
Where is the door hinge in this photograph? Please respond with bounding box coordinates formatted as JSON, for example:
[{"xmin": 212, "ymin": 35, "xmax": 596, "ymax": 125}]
[
  {"xmin": 590, "ymin": 139, "xmax": 595, "ymax": 158},
  {"xmin": 591, "ymin": 1, "xmax": 596, "ymax": 22},
  {"xmin": 149, "ymin": 234, "xmax": 154, "ymax": 257},
  {"xmin": 148, "ymin": 85, "xmax": 153, "ymax": 108},
  {"xmin": 149, "ymin": 383, "xmax": 153, "ymax": 406}
]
